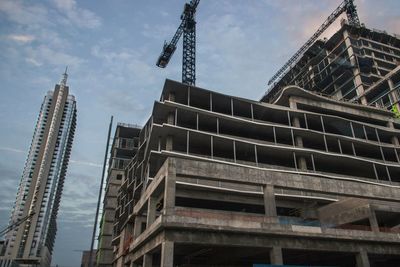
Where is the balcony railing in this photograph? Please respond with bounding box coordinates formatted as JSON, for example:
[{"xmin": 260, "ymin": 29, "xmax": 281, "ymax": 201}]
[
  {"xmin": 110, "ymin": 158, "xmax": 129, "ymax": 170},
  {"xmin": 115, "ymin": 137, "xmax": 139, "ymax": 150}
]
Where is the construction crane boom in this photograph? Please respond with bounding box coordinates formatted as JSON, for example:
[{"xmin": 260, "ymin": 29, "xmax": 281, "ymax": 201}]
[
  {"xmin": 156, "ymin": 0, "xmax": 200, "ymax": 86},
  {"xmin": 267, "ymin": 0, "xmax": 360, "ymax": 87}
]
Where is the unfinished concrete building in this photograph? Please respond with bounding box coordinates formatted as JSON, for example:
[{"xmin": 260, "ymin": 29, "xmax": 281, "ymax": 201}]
[
  {"xmin": 96, "ymin": 124, "xmax": 140, "ymax": 267},
  {"xmin": 263, "ymin": 21, "xmax": 400, "ymax": 110},
  {"xmin": 110, "ymin": 75, "xmax": 400, "ymax": 266}
]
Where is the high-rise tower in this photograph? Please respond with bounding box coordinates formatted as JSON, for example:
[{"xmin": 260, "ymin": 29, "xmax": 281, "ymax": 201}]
[{"xmin": 0, "ymin": 70, "xmax": 77, "ymax": 267}]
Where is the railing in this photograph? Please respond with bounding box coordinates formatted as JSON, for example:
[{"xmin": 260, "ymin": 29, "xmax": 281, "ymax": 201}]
[
  {"xmin": 115, "ymin": 137, "xmax": 139, "ymax": 150},
  {"xmin": 110, "ymin": 158, "xmax": 129, "ymax": 170},
  {"xmin": 369, "ymin": 83, "xmax": 400, "ymax": 109}
]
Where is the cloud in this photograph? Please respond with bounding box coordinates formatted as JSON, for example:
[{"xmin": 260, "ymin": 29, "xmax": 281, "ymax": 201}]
[
  {"xmin": 25, "ymin": 45, "xmax": 84, "ymax": 67},
  {"xmin": 7, "ymin": 34, "xmax": 35, "ymax": 43},
  {"xmin": 90, "ymin": 43, "xmax": 159, "ymax": 94},
  {"xmin": 53, "ymin": 0, "xmax": 101, "ymax": 29},
  {"xmin": 0, "ymin": 0, "xmax": 49, "ymax": 26},
  {"xmin": 0, "ymin": 146, "xmax": 25, "ymax": 153},
  {"xmin": 70, "ymin": 159, "xmax": 102, "ymax": 168}
]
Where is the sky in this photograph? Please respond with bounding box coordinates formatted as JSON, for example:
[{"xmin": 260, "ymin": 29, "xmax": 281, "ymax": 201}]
[{"xmin": 0, "ymin": 0, "xmax": 399, "ymax": 266}]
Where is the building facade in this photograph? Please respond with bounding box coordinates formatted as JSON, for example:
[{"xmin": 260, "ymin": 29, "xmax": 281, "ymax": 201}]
[
  {"xmin": 110, "ymin": 77, "xmax": 400, "ymax": 267},
  {"xmin": 0, "ymin": 71, "xmax": 77, "ymax": 267},
  {"xmin": 263, "ymin": 21, "xmax": 400, "ymax": 111},
  {"xmin": 96, "ymin": 124, "xmax": 140, "ymax": 267},
  {"xmin": 81, "ymin": 250, "xmax": 97, "ymax": 267}
]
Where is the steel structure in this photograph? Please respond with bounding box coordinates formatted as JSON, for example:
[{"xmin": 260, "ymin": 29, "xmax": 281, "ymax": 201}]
[
  {"xmin": 156, "ymin": 0, "xmax": 200, "ymax": 86},
  {"xmin": 267, "ymin": 0, "xmax": 360, "ymax": 87}
]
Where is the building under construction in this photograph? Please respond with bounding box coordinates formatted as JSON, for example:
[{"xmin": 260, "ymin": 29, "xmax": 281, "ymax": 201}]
[
  {"xmin": 96, "ymin": 124, "xmax": 140, "ymax": 267},
  {"xmin": 263, "ymin": 22, "xmax": 400, "ymax": 110},
  {"xmin": 108, "ymin": 2, "xmax": 400, "ymax": 267}
]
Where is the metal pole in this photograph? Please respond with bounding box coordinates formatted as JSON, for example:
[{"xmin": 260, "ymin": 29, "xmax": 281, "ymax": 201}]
[{"xmin": 88, "ymin": 116, "xmax": 113, "ymax": 267}]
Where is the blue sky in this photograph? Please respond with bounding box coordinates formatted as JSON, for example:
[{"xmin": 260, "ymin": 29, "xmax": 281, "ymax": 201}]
[{"xmin": 0, "ymin": 0, "xmax": 399, "ymax": 266}]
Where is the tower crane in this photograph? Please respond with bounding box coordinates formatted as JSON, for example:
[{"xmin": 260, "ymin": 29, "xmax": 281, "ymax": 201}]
[
  {"xmin": 156, "ymin": 0, "xmax": 200, "ymax": 86},
  {"xmin": 267, "ymin": 0, "xmax": 360, "ymax": 87}
]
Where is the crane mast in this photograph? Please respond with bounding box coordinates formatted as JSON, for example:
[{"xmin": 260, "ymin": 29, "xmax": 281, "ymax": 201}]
[
  {"xmin": 267, "ymin": 0, "xmax": 360, "ymax": 87},
  {"xmin": 156, "ymin": 0, "xmax": 200, "ymax": 86}
]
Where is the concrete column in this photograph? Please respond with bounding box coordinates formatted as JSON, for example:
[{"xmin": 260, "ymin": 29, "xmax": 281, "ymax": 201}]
[
  {"xmin": 147, "ymin": 196, "xmax": 157, "ymax": 227},
  {"xmin": 388, "ymin": 78, "xmax": 399, "ymax": 109},
  {"xmin": 356, "ymin": 250, "xmax": 370, "ymax": 267},
  {"xmin": 264, "ymin": 184, "xmax": 277, "ymax": 217},
  {"xmin": 269, "ymin": 246, "xmax": 283, "ymax": 265},
  {"xmin": 343, "ymin": 30, "xmax": 367, "ymax": 104},
  {"xmin": 289, "ymin": 98, "xmax": 297, "ymax": 109},
  {"xmin": 161, "ymin": 241, "xmax": 174, "ymax": 267},
  {"xmin": 166, "ymin": 135, "xmax": 173, "ymax": 151},
  {"xmin": 133, "ymin": 216, "xmax": 145, "ymax": 238},
  {"xmin": 168, "ymin": 92, "xmax": 175, "ymax": 102},
  {"xmin": 292, "ymin": 116, "xmax": 307, "ymax": 170},
  {"xmin": 167, "ymin": 112, "xmax": 175, "ymax": 125},
  {"xmin": 386, "ymin": 121, "xmax": 400, "ymax": 146},
  {"xmin": 164, "ymin": 160, "xmax": 176, "ymax": 216},
  {"xmin": 368, "ymin": 209, "xmax": 379, "ymax": 233},
  {"xmin": 143, "ymin": 253, "xmax": 153, "ymax": 267}
]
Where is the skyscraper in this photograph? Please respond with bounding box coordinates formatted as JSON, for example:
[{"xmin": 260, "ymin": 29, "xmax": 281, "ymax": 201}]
[{"xmin": 0, "ymin": 70, "xmax": 77, "ymax": 267}]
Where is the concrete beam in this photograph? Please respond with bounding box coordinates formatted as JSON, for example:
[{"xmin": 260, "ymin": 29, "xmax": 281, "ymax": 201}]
[
  {"xmin": 164, "ymin": 227, "xmax": 400, "ymax": 254},
  {"xmin": 174, "ymin": 158, "xmax": 400, "ymax": 201}
]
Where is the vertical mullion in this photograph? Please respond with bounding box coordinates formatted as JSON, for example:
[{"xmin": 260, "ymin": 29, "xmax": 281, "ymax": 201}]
[
  {"xmin": 304, "ymin": 113, "xmax": 308, "ymax": 129},
  {"xmin": 254, "ymin": 145, "xmax": 258, "ymax": 166},
  {"xmin": 186, "ymin": 131, "xmax": 189, "ymax": 154},
  {"xmin": 233, "ymin": 140, "xmax": 236, "ymax": 163},
  {"xmin": 311, "ymin": 154, "xmax": 316, "ymax": 172},
  {"xmin": 196, "ymin": 113, "xmax": 199, "ymax": 130}
]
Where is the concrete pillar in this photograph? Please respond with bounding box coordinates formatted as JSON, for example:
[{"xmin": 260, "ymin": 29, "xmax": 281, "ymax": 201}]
[
  {"xmin": 163, "ymin": 160, "xmax": 176, "ymax": 216},
  {"xmin": 167, "ymin": 112, "xmax": 175, "ymax": 125},
  {"xmin": 147, "ymin": 196, "xmax": 157, "ymax": 227},
  {"xmin": 388, "ymin": 78, "xmax": 399, "ymax": 109},
  {"xmin": 264, "ymin": 184, "xmax": 277, "ymax": 217},
  {"xmin": 168, "ymin": 92, "xmax": 175, "ymax": 102},
  {"xmin": 292, "ymin": 116, "xmax": 307, "ymax": 170},
  {"xmin": 161, "ymin": 241, "xmax": 174, "ymax": 267},
  {"xmin": 133, "ymin": 216, "xmax": 146, "ymax": 238},
  {"xmin": 289, "ymin": 98, "xmax": 297, "ymax": 109},
  {"xmin": 343, "ymin": 30, "xmax": 367, "ymax": 104},
  {"xmin": 356, "ymin": 250, "xmax": 370, "ymax": 267},
  {"xmin": 269, "ymin": 246, "xmax": 283, "ymax": 265},
  {"xmin": 386, "ymin": 121, "xmax": 400, "ymax": 146},
  {"xmin": 143, "ymin": 253, "xmax": 153, "ymax": 267},
  {"xmin": 368, "ymin": 209, "xmax": 379, "ymax": 233},
  {"xmin": 166, "ymin": 135, "xmax": 173, "ymax": 151}
]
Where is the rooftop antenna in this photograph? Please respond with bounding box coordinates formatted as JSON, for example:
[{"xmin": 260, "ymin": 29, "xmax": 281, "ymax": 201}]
[{"xmin": 61, "ymin": 66, "xmax": 68, "ymax": 86}]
